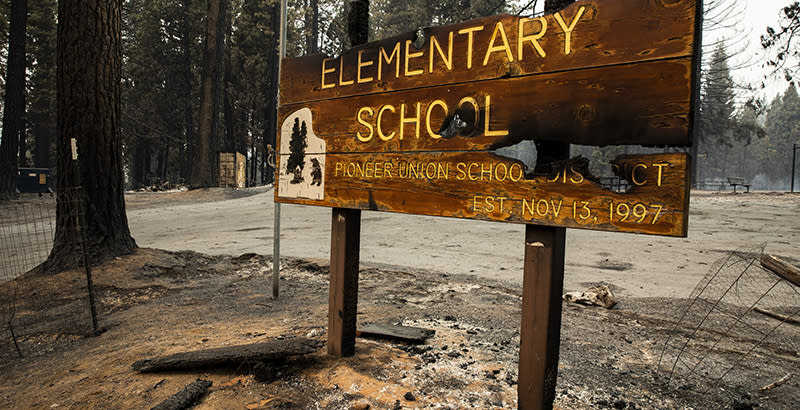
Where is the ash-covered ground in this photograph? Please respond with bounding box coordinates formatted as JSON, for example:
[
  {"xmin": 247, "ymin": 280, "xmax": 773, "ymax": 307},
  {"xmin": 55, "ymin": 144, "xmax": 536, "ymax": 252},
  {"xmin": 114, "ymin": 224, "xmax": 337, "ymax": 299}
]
[{"xmin": 1, "ymin": 248, "xmax": 797, "ymax": 409}]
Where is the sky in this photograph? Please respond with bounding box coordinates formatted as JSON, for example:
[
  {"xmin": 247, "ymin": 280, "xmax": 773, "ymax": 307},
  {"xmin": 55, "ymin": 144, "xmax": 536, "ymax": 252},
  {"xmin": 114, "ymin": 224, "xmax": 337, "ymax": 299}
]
[{"xmin": 721, "ymin": 0, "xmax": 794, "ymax": 103}]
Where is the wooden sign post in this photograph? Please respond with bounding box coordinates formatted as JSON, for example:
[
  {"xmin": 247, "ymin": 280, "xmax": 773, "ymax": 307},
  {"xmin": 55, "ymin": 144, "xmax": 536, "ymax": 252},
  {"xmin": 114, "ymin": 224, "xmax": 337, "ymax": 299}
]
[{"xmin": 276, "ymin": 0, "xmax": 701, "ymax": 407}]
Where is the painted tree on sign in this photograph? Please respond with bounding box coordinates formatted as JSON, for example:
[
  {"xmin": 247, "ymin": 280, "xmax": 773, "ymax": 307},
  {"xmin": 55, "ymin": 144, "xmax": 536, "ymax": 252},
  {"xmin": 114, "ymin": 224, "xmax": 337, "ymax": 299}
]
[{"xmin": 287, "ymin": 118, "xmax": 307, "ymax": 183}]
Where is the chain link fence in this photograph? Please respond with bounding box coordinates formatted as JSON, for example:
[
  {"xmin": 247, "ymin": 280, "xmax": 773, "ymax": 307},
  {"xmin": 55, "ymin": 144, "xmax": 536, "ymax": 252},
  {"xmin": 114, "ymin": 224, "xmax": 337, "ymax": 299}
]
[{"xmin": 1, "ymin": 189, "xmax": 98, "ymax": 359}]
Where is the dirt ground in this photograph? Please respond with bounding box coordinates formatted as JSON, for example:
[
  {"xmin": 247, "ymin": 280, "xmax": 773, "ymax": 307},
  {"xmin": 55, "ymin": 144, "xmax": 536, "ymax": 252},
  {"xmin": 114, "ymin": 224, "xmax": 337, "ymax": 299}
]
[
  {"xmin": 0, "ymin": 189, "xmax": 798, "ymax": 409},
  {"xmin": 125, "ymin": 188, "xmax": 799, "ymax": 299}
]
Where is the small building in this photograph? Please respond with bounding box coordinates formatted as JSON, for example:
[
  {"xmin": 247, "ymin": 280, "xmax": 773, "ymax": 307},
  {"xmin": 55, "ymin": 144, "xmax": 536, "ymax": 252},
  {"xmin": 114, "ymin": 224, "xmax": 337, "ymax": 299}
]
[{"xmin": 219, "ymin": 152, "xmax": 246, "ymax": 188}]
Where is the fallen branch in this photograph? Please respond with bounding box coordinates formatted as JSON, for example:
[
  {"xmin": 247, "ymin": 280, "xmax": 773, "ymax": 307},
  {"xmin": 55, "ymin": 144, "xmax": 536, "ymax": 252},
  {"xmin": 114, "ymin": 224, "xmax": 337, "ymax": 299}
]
[
  {"xmin": 754, "ymin": 307, "xmax": 800, "ymax": 327},
  {"xmin": 151, "ymin": 379, "xmax": 212, "ymax": 410},
  {"xmin": 760, "ymin": 373, "xmax": 792, "ymax": 392},
  {"xmin": 133, "ymin": 337, "xmax": 322, "ymax": 373},
  {"xmin": 760, "ymin": 254, "xmax": 800, "ymax": 288}
]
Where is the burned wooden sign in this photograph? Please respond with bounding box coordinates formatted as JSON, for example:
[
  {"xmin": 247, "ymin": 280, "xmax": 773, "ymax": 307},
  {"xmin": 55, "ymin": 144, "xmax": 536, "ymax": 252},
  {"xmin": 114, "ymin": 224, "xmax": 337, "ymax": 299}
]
[{"xmin": 276, "ymin": 0, "xmax": 700, "ymax": 237}]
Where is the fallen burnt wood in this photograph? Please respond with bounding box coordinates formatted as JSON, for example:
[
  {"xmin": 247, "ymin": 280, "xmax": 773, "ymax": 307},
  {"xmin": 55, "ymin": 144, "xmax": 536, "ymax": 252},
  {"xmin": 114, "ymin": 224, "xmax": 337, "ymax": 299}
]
[
  {"xmin": 356, "ymin": 323, "xmax": 435, "ymax": 344},
  {"xmin": 754, "ymin": 307, "xmax": 800, "ymax": 327},
  {"xmin": 151, "ymin": 379, "xmax": 212, "ymax": 410},
  {"xmin": 133, "ymin": 337, "xmax": 323, "ymax": 373},
  {"xmin": 761, "ymin": 254, "xmax": 800, "ymax": 288}
]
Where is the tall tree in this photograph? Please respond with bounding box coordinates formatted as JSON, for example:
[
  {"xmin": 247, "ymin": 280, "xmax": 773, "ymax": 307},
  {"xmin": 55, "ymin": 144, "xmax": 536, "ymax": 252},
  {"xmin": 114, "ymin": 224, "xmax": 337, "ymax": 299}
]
[
  {"xmin": 27, "ymin": 0, "xmax": 58, "ymax": 171},
  {"xmin": 0, "ymin": 0, "xmax": 28, "ymax": 199},
  {"xmin": 46, "ymin": 0, "xmax": 136, "ymax": 269},
  {"xmin": 192, "ymin": 0, "xmax": 227, "ymax": 187},
  {"xmin": 307, "ymin": 0, "xmax": 319, "ymax": 54}
]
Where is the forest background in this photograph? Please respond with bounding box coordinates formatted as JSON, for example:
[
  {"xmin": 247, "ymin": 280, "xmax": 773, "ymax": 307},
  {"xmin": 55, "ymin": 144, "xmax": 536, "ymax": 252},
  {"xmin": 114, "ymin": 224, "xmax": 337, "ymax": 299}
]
[{"xmin": 0, "ymin": 0, "xmax": 799, "ymax": 193}]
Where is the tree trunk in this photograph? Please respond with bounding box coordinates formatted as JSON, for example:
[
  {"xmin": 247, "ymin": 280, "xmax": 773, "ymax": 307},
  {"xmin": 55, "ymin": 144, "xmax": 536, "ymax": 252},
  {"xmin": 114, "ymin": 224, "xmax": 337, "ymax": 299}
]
[
  {"xmin": 18, "ymin": 118, "xmax": 28, "ymax": 167},
  {"xmin": 181, "ymin": 0, "xmax": 195, "ymax": 184},
  {"xmin": 45, "ymin": 0, "xmax": 136, "ymax": 271},
  {"xmin": 264, "ymin": 0, "xmax": 281, "ymax": 185},
  {"xmin": 192, "ymin": 0, "xmax": 226, "ymax": 187},
  {"xmin": 307, "ymin": 0, "xmax": 319, "ymax": 54},
  {"xmin": 33, "ymin": 120, "xmax": 52, "ymax": 169},
  {"xmin": 0, "ymin": 0, "xmax": 29, "ymax": 200},
  {"xmin": 223, "ymin": 3, "xmax": 236, "ymax": 155}
]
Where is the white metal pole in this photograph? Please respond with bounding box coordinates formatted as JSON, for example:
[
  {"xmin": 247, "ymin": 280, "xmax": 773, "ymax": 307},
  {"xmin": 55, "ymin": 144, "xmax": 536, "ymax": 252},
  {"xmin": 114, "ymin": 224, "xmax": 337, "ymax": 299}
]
[{"xmin": 273, "ymin": 0, "xmax": 287, "ymax": 299}]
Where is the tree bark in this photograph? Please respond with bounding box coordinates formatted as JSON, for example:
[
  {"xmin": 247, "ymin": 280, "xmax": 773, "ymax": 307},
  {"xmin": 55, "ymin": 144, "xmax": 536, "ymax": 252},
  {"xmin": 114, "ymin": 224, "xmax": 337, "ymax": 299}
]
[
  {"xmin": 45, "ymin": 0, "xmax": 136, "ymax": 271},
  {"xmin": 181, "ymin": 0, "xmax": 195, "ymax": 184},
  {"xmin": 264, "ymin": 0, "xmax": 281, "ymax": 185},
  {"xmin": 192, "ymin": 0, "xmax": 226, "ymax": 187},
  {"xmin": 307, "ymin": 0, "xmax": 319, "ymax": 54},
  {"xmin": 0, "ymin": 0, "xmax": 29, "ymax": 199}
]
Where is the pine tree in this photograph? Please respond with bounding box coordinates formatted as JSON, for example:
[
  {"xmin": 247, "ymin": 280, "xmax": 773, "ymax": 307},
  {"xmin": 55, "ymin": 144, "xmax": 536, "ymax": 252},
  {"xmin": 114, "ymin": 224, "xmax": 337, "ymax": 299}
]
[
  {"xmin": 46, "ymin": 0, "xmax": 136, "ymax": 270},
  {"xmin": 287, "ymin": 117, "xmax": 306, "ymax": 180},
  {"xmin": 0, "ymin": 0, "xmax": 28, "ymax": 199}
]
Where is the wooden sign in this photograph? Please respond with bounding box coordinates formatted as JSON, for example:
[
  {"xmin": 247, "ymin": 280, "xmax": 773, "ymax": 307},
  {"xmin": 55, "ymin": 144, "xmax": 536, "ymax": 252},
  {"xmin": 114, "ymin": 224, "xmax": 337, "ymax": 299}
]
[{"xmin": 276, "ymin": 0, "xmax": 700, "ymax": 237}]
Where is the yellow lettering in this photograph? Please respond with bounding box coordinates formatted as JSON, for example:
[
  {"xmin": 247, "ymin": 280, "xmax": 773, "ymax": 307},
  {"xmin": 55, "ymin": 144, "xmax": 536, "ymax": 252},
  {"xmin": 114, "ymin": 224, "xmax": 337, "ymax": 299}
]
[
  {"xmin": 522, "ymin": 198, "xmax": 535, "ymax": 216},
  {"xmin": 458, "ymin": 96, "xmax": 480, "ymax": 130},
  {"xmin": 468, "ymin": 162, "xmax": 480, "ymax": 181},
  {"xmin": 378, "ymin": 43, "xmax": 401, "ymax": 80},
  {"xmin": 400, "ymin": 102, "xmax": 421, "ymax": 140},
  {"xmin": 518, "ymin": 17, "xmax": 547, "ymax": 60},
  {"xmin": 339, "ymin": 57, "xmax": 354, "ymax": 86},
  {"xmin": 481, "ymin": 163, "xmax": 492, "ymax": 180},
  {"xmin": 485, "ymin": 196, "xmax": 495, "ymax": 213},
  {"xmin": 377, "ymin": 105, "xmax": 396, "ymax": 141},
  {"xmin": 510, "ymin": 163, "xmax": 524, "ymax": 181},
  {"xmin": 425, "ymin": 163, "xmax": 437, "ymax": 179},
  {"xmin": 357, "ymin": 50, "xmax": 374, "ymax": 83},
  {"xmin": 335, "ymin": 162, "xmax": 343, "ymax": 176},
  {"xmin": 483, "ymin": 22, "xmax": 514, "ymax": 65},
  {"xmin": 553, "ymin": 6, "xmax": 586, "ymax": 55},
  {"xmin": 472, "ymin": 195, "xmax": 483, "ymax": 212},
  {"xmin": 429, "ymin": 32, "xmax": 454, "ymax": 72},
  {"xmin": 457, "ymin": 25, "xmax": 485, "ymax": 69},
  {"xmin": 569, "ymin": 165, "xmax": 584, "ymax": 184},
  {"xmin": 652, "ymin": 162, "xmax": 669, "ymax": 186},
  {"xmin": 495, "ymin": 163, "xmax": 508, "ymax": 181},
  {"xmin": 484, "ymin": 95, "xmax": 509, "ymax": 137},
  {"xmin": 384, "ymin": 162, "xmax": 393, "ymax": 177},
  {"xmin": 551, "ymin": 200, "xmax": 563, "ymax": 217},
  {"xmin": 437, "ymin": 163, "xmax": 449, "ymax": 179},
  {"xmin": 456, "ymin": 162, "xmax": 467, "ymax": 180},
  {"xmin": 321, "ymin": 57, "xmax": 336, "ymax": 89},
  {"xmin": 356, "ymin": 107, "xmax": 374, "ymax": 142},
  {"xmin": 365, "ymin": 161, "xmax": 374, "ymax": 178},
  {"xmin": 426, "ymin": 99, "xmax": 448, "ymax": 139},
  {"xmin": 405, "ymin": 40, "xmax": 424, "ymax": 76},
  {"xmin": 536, "ymin": 199, "xmax": 549, "ymax": 217},
  {"xmin": 632, "ymin": 163, "xmax": 647, "ymax": 186}
]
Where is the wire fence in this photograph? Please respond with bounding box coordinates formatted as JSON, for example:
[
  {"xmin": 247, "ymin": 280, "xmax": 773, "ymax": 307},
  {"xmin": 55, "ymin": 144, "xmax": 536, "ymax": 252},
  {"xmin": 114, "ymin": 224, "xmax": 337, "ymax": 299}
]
[
  {"xmin": 0, "ymin": 195, "xmax": 56, "ymax": 283},
  {"xmin": 658, "ymin": 246, "xmax": 800, "ymax": 405},
  {"xmin": 1, "ymin": 189, "xmax": 99, "ymax": 359}
]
